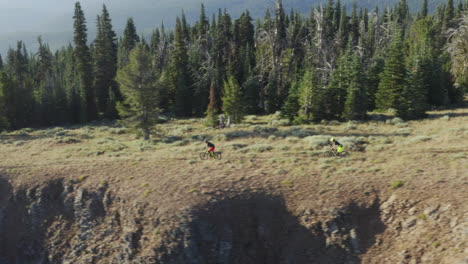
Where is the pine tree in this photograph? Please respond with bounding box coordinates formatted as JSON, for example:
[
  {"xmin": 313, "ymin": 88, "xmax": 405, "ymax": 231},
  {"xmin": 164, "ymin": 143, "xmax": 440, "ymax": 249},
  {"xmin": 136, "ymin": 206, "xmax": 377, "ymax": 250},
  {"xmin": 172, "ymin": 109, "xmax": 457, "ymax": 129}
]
[
  {"xmin": 421, "ymin": 0, "xmax": 429, "ymax": 18},
  {"xmin": 122, "ymin": 18, "xmax": 140, "ymax": 52},
  {"xmin": 93, "ymin": 5, "xmax": 118, "ymax": 117},
  {"xmin": 336, "ymin": 5, "xmax": 348, "ymax": 52},
  {"xmin": 0, "ymin": 54, "xmax": 3, "ymax": 70},
  {"xmin": 171, "ymin": 17, "xmax": 192, "ymax": 116},
  {"xmin": 73, "ymin": 2, "xmax": 97, "ymax": 122},
  {"xmin": 150, "ymin": 28, "xmax": 161, "ymax": 54},
  {"xmin": 445, "ymin": 12, "xmax": 467, "ymax": 100},
  {"xmin": 0, "ymin": 72, "xmax": 11, "ymax": 129},
  {"xmin": 350, "ymin": 2, "xmax": 360, "ymax": 45},
  {"xmin": 222, "ymin": 75, "xmax": 244, "ymax": 123},
  {"xmin": 397, "ymin": 58, "xmax": 428, "ymax": 120},
  {"xmin": 456, "ymin": 0, "xmax": 464, "ymax": 15},
  {"xmin": 116, "ymin": 44, "xmax": 160, "ymax": 140},
  {"xmin": 35, "ymin": 37, "xmax": 55, "ymax": 126},
  {"xmin": 397, "ymin": 0, "xmax": 409, "ymax": 24},
  {"xmin": 298, "ymin": 68, "xmax": 324, "ymax": 122},
  {"xmin": 281, "ymin": 80, "xmax": 300, "ymax": 122},
  {"xmin": 205, "ymin": 81, "xmax": 218, "ymax": 127},
  {"xmin": 376, "ymin": 30, "xmax": 406, "ymax": 111},
  {"xmin": 444, "ymin": 0, "xmax": 456, "ymax": 29},
  {"xmin": 343, "ymin": 52, "xmax": 367, "ymax": 120},
  {"xmin": 197, "ymin": 4, "xmax": 209, "ymax": 36},
  {"xmin": 4, "ymin": 42, "xmax": 34, "ymax": 128}
]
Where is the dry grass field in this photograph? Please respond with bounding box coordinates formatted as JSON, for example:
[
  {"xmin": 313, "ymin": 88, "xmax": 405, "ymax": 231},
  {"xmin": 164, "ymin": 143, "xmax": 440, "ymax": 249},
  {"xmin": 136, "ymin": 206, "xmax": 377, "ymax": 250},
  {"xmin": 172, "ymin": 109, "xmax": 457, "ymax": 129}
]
[{"xmin": 0, "ymin": 106, "xmax": 467, "ymax": 263}]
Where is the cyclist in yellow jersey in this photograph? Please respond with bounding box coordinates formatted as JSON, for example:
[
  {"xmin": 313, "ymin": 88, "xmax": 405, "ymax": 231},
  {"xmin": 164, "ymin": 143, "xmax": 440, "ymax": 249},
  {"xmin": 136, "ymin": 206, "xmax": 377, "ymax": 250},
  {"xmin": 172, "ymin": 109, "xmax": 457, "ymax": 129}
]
[{"xmin": 329, "ymin": 138, "xmax": 344, "ymax": 153}]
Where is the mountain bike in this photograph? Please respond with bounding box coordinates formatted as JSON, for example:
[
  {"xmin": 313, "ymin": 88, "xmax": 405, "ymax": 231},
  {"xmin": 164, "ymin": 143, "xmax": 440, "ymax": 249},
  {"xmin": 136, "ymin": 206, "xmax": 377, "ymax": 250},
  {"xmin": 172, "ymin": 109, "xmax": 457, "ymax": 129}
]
[
  {"xmin": 199, "ymin": 151, "xmax": 222, "ymax": 160},
  {"xmin": 322, "ymin": 146, "xmax": 349, "ymax": 158}
]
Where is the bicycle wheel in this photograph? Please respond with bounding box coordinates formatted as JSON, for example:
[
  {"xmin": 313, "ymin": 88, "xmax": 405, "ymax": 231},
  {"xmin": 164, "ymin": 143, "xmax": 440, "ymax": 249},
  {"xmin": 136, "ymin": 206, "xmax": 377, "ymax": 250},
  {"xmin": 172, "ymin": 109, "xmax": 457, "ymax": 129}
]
[
  {"xmin": 199, "ymin": 152, "xmax": 209, "ymax": 160},
  {"xmin": 339, "ymin": 151, "xmax": 349, "ymax": 157},
  {"xmin": 322, "ymin": 150, "xmax": 335, "ymax": 157},
  {"xmin": 214, "ymin": 152, "xmax": 222, "ymax": 160}
]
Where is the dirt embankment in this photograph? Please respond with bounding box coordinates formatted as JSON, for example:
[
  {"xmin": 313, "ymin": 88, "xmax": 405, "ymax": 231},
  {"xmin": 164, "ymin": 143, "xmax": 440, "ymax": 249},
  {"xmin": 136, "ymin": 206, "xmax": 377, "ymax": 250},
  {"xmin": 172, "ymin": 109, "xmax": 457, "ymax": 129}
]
[{"xmin": 0, "ymin": 174, "xmax": 466, "ymax": 264}]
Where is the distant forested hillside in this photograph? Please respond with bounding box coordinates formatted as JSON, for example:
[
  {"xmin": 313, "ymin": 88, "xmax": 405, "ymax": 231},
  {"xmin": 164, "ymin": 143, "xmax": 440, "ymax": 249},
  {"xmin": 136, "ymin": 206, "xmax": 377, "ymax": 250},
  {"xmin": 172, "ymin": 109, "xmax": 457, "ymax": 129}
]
[
  {"xmin": 0, "ymin": 0, "xmax": 453, "ymax": 55},
  {"xmin": 0, "ymin": 0, "xmax": 466, "ymax": 135}
]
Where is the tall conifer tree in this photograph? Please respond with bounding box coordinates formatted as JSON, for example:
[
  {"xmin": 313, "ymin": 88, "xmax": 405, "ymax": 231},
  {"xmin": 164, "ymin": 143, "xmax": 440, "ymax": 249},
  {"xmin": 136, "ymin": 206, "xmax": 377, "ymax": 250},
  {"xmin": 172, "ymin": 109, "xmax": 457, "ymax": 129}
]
[
  {"xmin": 376, "ymin": 30, "xmax": 406, "ymax": 111},
  {"xmin": 73, "ymin": 2, "xmax": 97, "ymax": 122}
]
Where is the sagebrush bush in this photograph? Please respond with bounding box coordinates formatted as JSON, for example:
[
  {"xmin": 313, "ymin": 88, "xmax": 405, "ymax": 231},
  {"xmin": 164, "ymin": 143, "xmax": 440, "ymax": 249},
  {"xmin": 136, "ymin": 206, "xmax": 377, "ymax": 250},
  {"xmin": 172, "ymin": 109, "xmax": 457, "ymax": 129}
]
[
  {"xmin": 407, "ymin": 136, "xmax": 432, "ymax": 144},
  {"xmin": 222, "ymin": 131, "xmax": 251, "ymax": 140},
  {"xmin": 161, "ymin": 136, "xmax": 183, "ymax": 144},
  {"xmin": 339, "ymin": 136, "xmax": 368, "ymax": 150},
  {"xmin": 391, "ymin": 180, "xmax": 405, "ymax": 189},
  {"xmin": 224, "ymin": 142, "xmax": 248, "ymax": 150},
  {"xmin": 55, "ymin": 137, "xmax": 81, "ymax": 144},
  {"xmin": 240, "ymin": 144, "xmax": 273, "ymax": 153},
  {"xmin": 171, "ymin": 126, "xmax": 193, "ymax": 135},
  {"xmin": 253, "ymin": 126, "xmax": 278, "ymax": 134},
  {"xmin": 286, "ymin": 136, "xmax": 300, "ymax": 143},
  {"xmin": 284, "ymin": 127, "xmax": 316, "ymax": 138},
  {"xmin": 303, "ymin": 135, "xmax": 332, "ymax": 149},
  {"xmin": 271, "ymin": 119, "xmax": 290, "ymax": 127}
]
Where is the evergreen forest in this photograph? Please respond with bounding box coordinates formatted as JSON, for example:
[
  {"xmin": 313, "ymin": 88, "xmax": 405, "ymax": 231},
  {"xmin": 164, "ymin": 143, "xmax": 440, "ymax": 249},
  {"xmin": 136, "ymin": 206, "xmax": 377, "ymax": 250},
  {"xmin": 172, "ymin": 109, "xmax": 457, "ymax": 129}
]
[{"xmin": 0, "ymin": 0, "xmax": 466, "ymax": 133}]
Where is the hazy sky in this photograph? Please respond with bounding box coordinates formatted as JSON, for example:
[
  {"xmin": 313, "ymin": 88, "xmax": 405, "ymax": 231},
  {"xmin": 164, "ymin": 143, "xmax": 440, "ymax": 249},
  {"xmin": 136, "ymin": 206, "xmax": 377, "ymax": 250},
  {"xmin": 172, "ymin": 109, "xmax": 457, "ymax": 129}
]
[{"xmin": 0, "ymin": 0, "xmax": 127, "ymax": 33}]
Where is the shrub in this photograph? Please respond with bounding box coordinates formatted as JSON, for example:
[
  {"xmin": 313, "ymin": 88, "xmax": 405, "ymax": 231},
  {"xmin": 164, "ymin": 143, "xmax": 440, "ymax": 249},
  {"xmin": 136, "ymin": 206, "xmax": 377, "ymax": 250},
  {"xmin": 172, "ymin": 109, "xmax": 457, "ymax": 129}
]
[
  {"xmin": 139, "ymin": 141, "xmax": 156, "ymax": 151},
  {"xmin": 303, "ymin": 135, "xmax": 332, "ymax": 149},
  {"xmin": 268, "ymin": 135, "xmax": 278, "ymax": 141},
  {"xmin": 241, "ymin": 144, "xmax": 273, "ymax": 153},
  {"xmin": 407, "ymin": 136, "xmax": 431, "ymax": 144},
  {"xmin": 339, "ymin": 136, "xmax": 368, "ymax": 150},
  {"xmin": 172, "ymin": 126, "xmax": 193, "ymax": 135},
  {"xmin": 284, "ymin": 127, "xmax": 316, "ymax": 138},
  {"xmin": 171, "ymin": 139, "xmax": 190, "ymax": 146},
  {"xmin": 271, "ymin": 119, "xmax": 290, "ymax": 126},
  {"xmin": 224, "ymin": 142, "xmax": 248, "ymax": 150},
  {"xmin": 190, "ymin": 135, "xmax": 207, "ymax": 141},
  {"xmin": 280, "ymin": 179, "xmax": 294, "ymax": 187},
  {"xmin": 391, "ymin": 180, "xmax": 405, "ymax": 189},
  {"xmin": 418, "ymin": 213, "xmax": 427, "ymax": 220},
  {"xmin": 161, "ymin": 136, "xmax": 183, "ymax": 144},
  {"xmin": 95, "ymin": 142, "xmax": 128, "ymax": 154},
  {"xmin": 346, "ymin": 122, "xmax": 357, "ymax": 130},
  {"xmin": 244, "ymin": 115, "xmax": 258, "ymax": 122},
  {"xmin": 389, "ymin": 117, "xmax": 404, "ymax": 125},
  {"xmin": 397, "ymin": 128, "xmax": 412, "ymax": 136},
  {"xmin": 110, "ymin": 128, "xmax": 127, "ymax": 135},
  {"xmin": 223, "ymin": 131, "xmax": 252, "ymax": 140},
  {"xmin": 253, "ymin": 126, "xmax": 278, "ymax": 134},
  {"xmin": 396, "ymin": 122, "xmax": 408, "ymax": 128},
  {"xmin": 286, "ymin": 136, "xmax": 300, "ymax": 143},
  {"xmin": 56, "ymin": 137, "xmax": 81, "ymax": 144}
]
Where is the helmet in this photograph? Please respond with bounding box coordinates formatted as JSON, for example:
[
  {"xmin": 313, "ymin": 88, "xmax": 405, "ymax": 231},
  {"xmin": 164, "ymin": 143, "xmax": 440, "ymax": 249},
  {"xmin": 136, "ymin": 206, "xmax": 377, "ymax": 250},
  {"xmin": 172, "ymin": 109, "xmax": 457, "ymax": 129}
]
[{"xmin": 330, "ymin": 137, "xmax": 335, "ymax": 142}]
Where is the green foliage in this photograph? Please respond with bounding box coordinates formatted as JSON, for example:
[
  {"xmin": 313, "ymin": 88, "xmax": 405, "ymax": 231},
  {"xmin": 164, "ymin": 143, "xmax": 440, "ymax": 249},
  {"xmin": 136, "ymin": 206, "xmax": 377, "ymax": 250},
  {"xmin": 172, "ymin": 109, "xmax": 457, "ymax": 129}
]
[
  {"xmin": 298, "ymin": 69, "xmax": 323, "ymax": 122},
  {"xmin": 94, "ymin": 5, "xmax": 118, "ymax": 116},
  {"xmin": 376, "ymin": 30, "xmax": 407, "ymax": 111},
  {"xmin": 171, "ymin": 17, "xmax": 192, "ymax": 116},
  {"xmin": 281, "ymin": 81, "xmax": 301, "ymax": 121},
  {"xmin": 205, "ymin": 82, "xmax": 219, "ymax": 127},
  {"xmin": 391, "ymin": 180, "xmax": 405, "ymax": 189},
  {"xmin": 343, "ymin": 53, "xmax": 368, "ymax": 120},
  {"xmin": 222, "ymin": 76, "xmax": 244, "ymax": 124},
  {"xmin": 73, "ymin": 2, "xmax": 97, "ymax": 122},
  {"xmin": 445, "ymin": 12, "xmax": 468, "ymax": 93},
  {"xmin": 116, "ymin": 44, "xmax": 160, "ymax": 140},
  {"xmin": 0, "ymin": 0, "xmax": 464, "ymax": 130}
]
